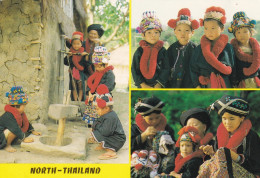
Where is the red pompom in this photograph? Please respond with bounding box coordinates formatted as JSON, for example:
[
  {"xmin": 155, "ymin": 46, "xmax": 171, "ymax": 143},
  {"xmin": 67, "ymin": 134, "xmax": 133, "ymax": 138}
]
[
  {"xmin": 177, "ymin": 8, "xmax": 191, "ymax": 17},
  {"xmin": 206, "ymin": 6, "xmax": 225, "ymax": 15},
  {"xmin": 97, "ymin": 98, "xmax": 106, "ymax": 108},
  {"xmin": 199, "ymin": 19, "xmax": 204, "ymax": 27},
  {"xmin": 168, "ymin": 19, "xmax": 177, "ymax": 29},
  {"xmin": 72, "ymin": 31, "xmax": 84, "ymax": 41},
  {"xmin": 220, "ymin": 16, "xmax": 226, "ymax": 25},
  {"xmin": 191, "ymin": 19, "xmax": 199, "ymax": 30},
  {"xmin": 138, "ymin": 151, "xmax": 147, "ymax": 158},
  {"xmin": 96, "ymin": 84, "xmax": 109, "ymax": 95},
  {"xmin": 135, "ymin": 164, "xmax": 143, "ymax": 171}
]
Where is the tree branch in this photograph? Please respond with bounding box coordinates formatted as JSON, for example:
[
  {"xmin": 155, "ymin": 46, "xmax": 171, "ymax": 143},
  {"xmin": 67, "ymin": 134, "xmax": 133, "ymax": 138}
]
[{"xmin": 102, "ymin": 9, "xmax": 129, "ymax": 44}]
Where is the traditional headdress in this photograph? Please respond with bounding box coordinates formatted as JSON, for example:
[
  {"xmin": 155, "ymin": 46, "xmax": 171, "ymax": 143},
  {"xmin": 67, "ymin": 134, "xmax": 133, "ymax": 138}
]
[
  {"xmin": 134, "ymin": 96, "xmax": 165, "ymax": 116},
  {"xmin": 210, "ymin": 95, "xmax": 249, "ymax": 117},
  {"xmin": 72, "ymin": 31, "xmax": 84, "ymax": 41},
  {"xmin": 87, "ymin": 24, "xmax": 104, "ymax": 37},
  {"xmin": 92, "ymin": 46, "xmax": 110, "ymax": 64},
  {"xmin": 136, "ymin": 11, "xmax": 162, "ymax": 33},
  {"xmin": 6, "ymin": 86, "xmax": 28, "ymax": 105},
  {"xmin": 228, "ymin": 11, "xmax": 256, "ymax": 33},
  {"xmin": 168, "ymin": 8, "xmax": 199, "ymax": 30},
  {"xmin": 176, "ymin": 126, "xmax": 201, "ymax": 147},
  {"xmin": 200, "ymin": 6, "xmax": 226, "ymax": 26},
  {"xmin": 93, "ymin": 84, "xmax": 113, "ymax": 108}
]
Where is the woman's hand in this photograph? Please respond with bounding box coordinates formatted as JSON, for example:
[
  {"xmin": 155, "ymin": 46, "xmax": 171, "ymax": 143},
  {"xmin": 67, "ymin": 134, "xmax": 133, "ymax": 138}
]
[
  {"xmin": 32, "ymin": 131, "xmax": 41, "ymax": 136},
  {"xmin": 23, "ymin": 137, "xmax": 34, "ymax": 143},
  {"xmin": 154, "ymin": 83, "xmax": 162, "ymax": 88},
  {"xmin": 140, "ymin": 83, "xmax": 152, "ymax": 88},
  {"xmin": 81, "ymin": 52, "xmax": 88, "ymax": 56},
  {"xmin": 230, "ymin": 150, "xmax": 240, "ymax": 162},
  {"xmin": 199, "ymin": 145, "xmax": 215, "ymax": 157},
  {"xmin": 170, "ymin": 171, "xmax": 181, "ymax": 178},
  {"xmin": 141, "ymin": 126, "xmax": 157, "ymax": 143}
]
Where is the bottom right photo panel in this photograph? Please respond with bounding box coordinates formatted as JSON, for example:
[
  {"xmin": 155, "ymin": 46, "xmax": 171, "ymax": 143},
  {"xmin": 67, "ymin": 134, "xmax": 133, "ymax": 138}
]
[{"xmin": 130, "ymin": 90, "xmax": 260, "ymax": 178}]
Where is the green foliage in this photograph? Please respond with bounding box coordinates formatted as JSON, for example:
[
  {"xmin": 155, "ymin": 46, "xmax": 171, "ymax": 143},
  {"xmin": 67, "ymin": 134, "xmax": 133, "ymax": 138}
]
[
  {"xmin": 94, "ymin": 0, "xmax": 129, "ymax": 50},
  {"xmin": 131, "ymin": 90, "xmax": 260, "ymax": 139}
]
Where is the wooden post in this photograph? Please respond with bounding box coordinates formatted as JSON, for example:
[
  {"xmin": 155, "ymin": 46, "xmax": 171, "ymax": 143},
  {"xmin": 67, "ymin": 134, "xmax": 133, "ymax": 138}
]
[{"xmin": 55, "ymin": 90, "xmax": 71, "ymax": 146}]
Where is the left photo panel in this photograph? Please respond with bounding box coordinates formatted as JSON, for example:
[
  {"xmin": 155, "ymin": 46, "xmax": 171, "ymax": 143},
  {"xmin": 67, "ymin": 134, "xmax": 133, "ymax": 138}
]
[{"xmin": 0, "ymin": 0, "xmax": 129, "ymax": 170}]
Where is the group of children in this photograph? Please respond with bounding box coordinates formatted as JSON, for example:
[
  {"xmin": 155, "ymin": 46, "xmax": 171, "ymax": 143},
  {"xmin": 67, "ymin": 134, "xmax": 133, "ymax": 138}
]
[
  {"xmin": 0, "ymin": 24, "xmax": 126, "ymax": 161},
  {"xmin": 132, "ymin": 7, "xmax": 260, "ymax": 88},
  {"xmin": 131, "ymin": 95, "xmax": 260, "ymax": 177}
]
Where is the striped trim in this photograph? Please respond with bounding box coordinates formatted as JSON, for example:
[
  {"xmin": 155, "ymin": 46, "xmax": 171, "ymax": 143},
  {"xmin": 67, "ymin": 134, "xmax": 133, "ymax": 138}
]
[{"xmin": 217, "ymin": 99, "xmax": 249, "ymax": 115}]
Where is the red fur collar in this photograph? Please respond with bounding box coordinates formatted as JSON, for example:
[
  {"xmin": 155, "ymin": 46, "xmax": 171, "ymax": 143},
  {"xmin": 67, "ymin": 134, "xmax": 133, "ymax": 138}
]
[
  {"xmin": 231, "ymin": 38, "xmax": 260, "ymax": 76},
  {"xmin": 135, "ymin": 113, "xmax": 167, "ymax": 132},
  {"xmin": 4, "ymin": 104, "xmax": 29, "ymax": 133},
  {"xmin": 217, "ymin": 119, "xmax": 252, "ymax": 151},
  {"xmin": 87, "ymin": 65, "xmax": 114, "ymax": 93},
  {"xmin": 200, "ymin": 132, "xmax": 214, "ymax": 145},
  {"xmin": 70, "ymin": 47, "xmax": 85, "ymax": 71},
  {"xmin": 174, "ymin": 150, "xmax": 204, "ymax": 173},
  {"xmin": 201, "ymin": 34, "xmax": 232, "ymax": 75},
  {"xmin": 139, "ymin": 40, "xmax": 164, "ymax": 79}
]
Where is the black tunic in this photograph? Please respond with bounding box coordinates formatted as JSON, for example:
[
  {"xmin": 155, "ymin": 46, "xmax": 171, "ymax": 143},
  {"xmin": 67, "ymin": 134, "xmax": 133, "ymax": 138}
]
[
  {"xmin": 167, "ymin": 41, "xmax": 197, "ymax": 88},
  {"xmin": 235, "ymin": 56, "xmax": 259, "ymax": 83},
  {"xmin": 0, "ymin": 112, "xmax": 34, "ymax": 149},
  {"xmin": 64, "ymin": 55, "xmax": 88, "ymax": 101},
  {"xmin": 92, "ymin": 111, "xmax": 126, "ymax": 152},
  {"xmin": 215, "ymin": 130, "xmax": 260, "ymax": 176},
  {"xmin": 190, "ymin": 43, "xmax": 236, "ymax": 88},
  {"xmin": 178, "ymin": 157, "xmax": 203, "ymax": 178},
  {"xmin": 131, "ymin": 46, "xmax": 170, "ymax": 88}
]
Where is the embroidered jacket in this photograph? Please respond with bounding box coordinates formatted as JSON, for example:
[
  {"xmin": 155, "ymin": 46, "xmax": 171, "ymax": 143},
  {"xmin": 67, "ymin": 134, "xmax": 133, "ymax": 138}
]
[
  {"xmin": 190, "ymin": 35, "xmax": 236, "ymax": 88},
  {"xmin": 131, "ymin": 40, "xmax": 170, "ymax": 87},
  {"xmin": 167, "ymin": 41, "xmax": 197, "ymax": 88}
]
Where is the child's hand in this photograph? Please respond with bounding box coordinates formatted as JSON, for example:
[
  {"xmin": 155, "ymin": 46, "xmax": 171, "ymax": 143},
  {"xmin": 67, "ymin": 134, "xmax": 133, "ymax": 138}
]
[
  {"xmin": 154, "ymin": 83, "xmax": 162, "ymax": 88},
  {"xmin": 81, "ymin": 52, "xmax": 88, "ymax": 56},
  {"xmin": 62, "ymin": 35, "xmax": 70, "ymax": 41},
  {"xmin": 23, "ymin": 137, "xmax": 34, "ymax": 143},
  {"xmin": 140, "ymin": 83, "xmax": 152, "ymax": 88},
  {"xmin": 32, "ymin": 130, "xmax": 41, "ymax": 136},
  {"xmin": 199, "ymin": 145, "xmax": 215, "ymax": 157},
  {"xmin": 143, "ymin": 126, "xmax": 157, "ymax": 138},
  {"xmin": 67, "ymin": 52, "xmax": 72, "ymax": 57}
]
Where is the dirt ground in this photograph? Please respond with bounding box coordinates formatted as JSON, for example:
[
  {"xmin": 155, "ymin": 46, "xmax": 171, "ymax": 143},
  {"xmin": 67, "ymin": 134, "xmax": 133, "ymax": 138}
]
[{"xmin": 0, "ymin": 90, "xmax": 129, "ymax": 164}]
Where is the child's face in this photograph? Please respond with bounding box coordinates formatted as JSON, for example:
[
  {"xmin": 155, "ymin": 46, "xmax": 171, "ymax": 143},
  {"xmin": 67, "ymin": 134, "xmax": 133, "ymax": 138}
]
[
  {"xmin": 235, "ymin": 27, "xmax": 251, "ymax": 46},
  {"xmin": 94, "ymin": 64, "xmax": 106, "ymax": 72},
  {"xmin": 143, "ymin": 113, "xmax": 161, "ymax": 127},
  {"xmin": 17, "ymin": 104, "xmax": 26, "ymax": 114},
  {"xmin": 174, "ymin": 23, "xmax": 193, "ymax": 46},
  {"xmin": 186, "ymin": 118, "xmax": 206, "ymax": 136},
  {"xmin": 88, "ymin": 30, "xmax": 99, "ymax": 42},
  {"xmin": 204, "ymin": 20, "xmax": 223, "ymax": 41},
  {"xmin": 222, "ymin": 112, "xmax": 245, "ymax": 134},
  {"xmin": 180, "ymin": 141, "xmax": 193, "ymax": 158},
  {"xmin": 96, "ymin": 106, "xmax": 110, "ymax": 116},
  {"xmin": 142, "ymin": 29, "xmax": 160, "ymax": 45},
  {"xmin": 72, "ymin": 39, "xmax": 82, "ymax": 51}
]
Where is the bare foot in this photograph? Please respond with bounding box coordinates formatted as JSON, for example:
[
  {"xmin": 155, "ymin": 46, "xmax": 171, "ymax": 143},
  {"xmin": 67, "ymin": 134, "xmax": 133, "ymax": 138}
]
[
  {"xmin": 88, "ymin": 137, "xmax": 97, "ymax": 144},
  {"xmin": 95, "ymin": 145, "xmax": 104, "ymax": 151},
  {"xmin": 4, "ymin": 145, "xmax": 17, "ymax": 153},
  {"xmin": 98, "ymin": 151, "xmax": 117, "ymax": 160}
]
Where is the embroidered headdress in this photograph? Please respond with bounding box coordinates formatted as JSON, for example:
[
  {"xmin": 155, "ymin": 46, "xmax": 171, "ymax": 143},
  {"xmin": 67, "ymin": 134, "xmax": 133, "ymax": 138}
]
[
  {"xmin": 92, "ymin": 46, "xmax": 110, "ymax": 64},
  {"xmin": 200, "ymin": 6, "xmax": 226, "ymax": 26},
  {"xmin": 228, "ymin": 11, "xmax": 256, "ymax": 33},
  {"xmin": 6, "ymin": 86, "xmax": 28, "ymax": 105},
  {"xmin": 136, "ymin": 11, "xmax": 162, "ymax": 33},
  {"xmin": 134, "ymin": 96, "xmax": 165, "ymax": 116}
]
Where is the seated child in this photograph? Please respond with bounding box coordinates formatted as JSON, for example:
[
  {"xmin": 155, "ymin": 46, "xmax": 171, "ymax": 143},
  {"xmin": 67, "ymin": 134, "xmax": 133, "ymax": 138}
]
[
  {"xmin": 190, "ymin": 6, "xmax": 235, "ymax": 88},
  {"xmin": 131, "ymin": 96, "xmax": 175, "ymax": 152},
  {"xmin": 84, "ymin": 46, "xmax": 115, "ymax": 126},
  {"xmin": 131, "ymin": 11, "xmax": 170, "ymax": 88},
  {"xmin": 156, "ymin": 126, "xmax": 204, "ymax": 178},
  {"xmin": 167, "ymin": 8, "xmax": 199, "ymax": 88},
  {"xmin": 64, "ymin": 31, "xmax": 88, "ymax": 101},
  {"xmin": 87, "ymin": 84, "xmax": 126, "ymax": 160},
  {"xmin": 0, "ymin": 86, "xmax": 41, "ymax": 152},
  {"xmin": 201, "ymin": 95, "xmax": 260, "ymax": 177},
  {"xmin": 229, "ymin": 12, "xmax": 260, "ymax": 88}
]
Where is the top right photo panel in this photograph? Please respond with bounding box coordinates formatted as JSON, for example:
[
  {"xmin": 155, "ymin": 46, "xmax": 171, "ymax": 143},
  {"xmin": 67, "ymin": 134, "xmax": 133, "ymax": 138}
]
[{"xmin": 131, "ymin": 0, "xmax": 260, "ymax": 89}]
